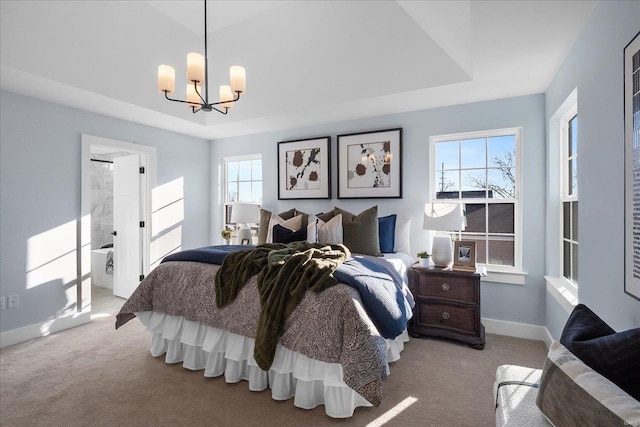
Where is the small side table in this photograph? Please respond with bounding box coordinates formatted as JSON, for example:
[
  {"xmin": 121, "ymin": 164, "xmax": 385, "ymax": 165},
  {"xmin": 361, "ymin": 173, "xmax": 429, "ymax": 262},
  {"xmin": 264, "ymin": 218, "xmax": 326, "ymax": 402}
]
[{"xmin": 408, "ymin": 264, "xmax": 485, "ymax": 349}]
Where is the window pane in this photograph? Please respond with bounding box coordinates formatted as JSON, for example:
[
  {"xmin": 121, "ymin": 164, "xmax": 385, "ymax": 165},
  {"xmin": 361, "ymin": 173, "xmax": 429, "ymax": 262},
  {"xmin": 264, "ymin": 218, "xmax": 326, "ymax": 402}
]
[
  {"xmin": 569, "ymin": 115, "xmax": 577, "ymax": 158},
  {"xmin": 487, "ymin": 168, "xmax": 515, "ymax": 199},
  {"xmin": 488, "ymin": 135, "xmax": 515, "ymax": 168},
  {"xmin": 461, "ymin": 169, "xmax": 486, "ymax": 197},
  {"xmin": 227, "ymin": 161, "xmax": 238, "ymax": 181},
  {"xmin": 238, "ymin": 160, "xmax": 252, "ymax": 181},
  {"xmin": 571, "ymin": 158, "xmax": 578, "ymax": 195},
  {"xmin": 252, "ymin": 159, "xmax": 262, "ymax": 180},
  {"xmin": 563, "ymin": 202, "xmax": 570, "ymax": 240},
  {"xmin": 563, "ymin": 241, "xmax": 571, "ymax": 280},
  {"xmin": 572, "ymin": 243, "xmax": 578, "ymax": 282},
  {"xmin": 572, "ymin": 201, "xmax": 578, "ymax": 241},
  {"xmin": 227, "ymin": 182, "xmax": 237, "ymax": 202},
  {"xmin": 488, "ymin": 204, "xmax": 514, "ymax": 233},
  {"xmin": 567, "ymin": 159, "xmax": 573, "ymax": 196},
  {"xmin": 488, "ymin": 235, "xmax": 514, "ymax": 266},
  {"xmin": 461, "ymin": 138, "xmax": 486, "ymax": 169},
  {"xmin": 238, "ymin": 182, "xmax": 252, "ymax": 202},
  {"xmin": 253, "ymin": 181, "xmax": 263, "ymax": 204},
  {"xmin": 435, "ymin": 170, "xmax": 459, "ymax": 199},
  {"xmin": 435, "ymin": 140, "xmax": 459, "ymax": 170},
  {"xmin": 464, "ymin": 203, "xmax": 486, "ymax": 233}
]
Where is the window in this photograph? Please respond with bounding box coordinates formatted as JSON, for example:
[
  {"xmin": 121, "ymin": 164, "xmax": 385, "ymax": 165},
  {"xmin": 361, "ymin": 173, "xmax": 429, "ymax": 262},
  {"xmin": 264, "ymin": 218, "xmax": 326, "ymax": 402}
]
[
  {"xmin": 561, "ymin": 108, "xmax": 578, "ymax": 284},
  {"xmin": 223, "ymin": 155, "xmax": 262, "ymax": 228},
  {"xmin": 430, "ymin": 128, "xmax": 522, "ymax": 272}
]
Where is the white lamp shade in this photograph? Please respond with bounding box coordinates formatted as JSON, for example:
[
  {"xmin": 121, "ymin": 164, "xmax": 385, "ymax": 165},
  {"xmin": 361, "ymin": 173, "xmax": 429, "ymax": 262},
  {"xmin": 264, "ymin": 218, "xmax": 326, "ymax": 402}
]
[
  {"xmin": 230, "ymin": 203, "xmax": 259, "ymax": 224},
  {"xmin": 186, "ymin": 52, "xmax": 205, "ymax": 83},
  {"xmin": 219, "ymin": 85, "xmax": 234, "ymax": 109},
  {"xmin": 230, "ymin": 66, "xmax": 246, "ymax": 94},
  {"xmin": 423, "ymin": 203, "xmax": 466, "ymax": 231},
  {"xmin": 186, "ymin": 83, "xmax": 202, "ymax": 107},
  {"xmin": 157, "ymin": 65, "xmax": 175, "ymax": 94}
]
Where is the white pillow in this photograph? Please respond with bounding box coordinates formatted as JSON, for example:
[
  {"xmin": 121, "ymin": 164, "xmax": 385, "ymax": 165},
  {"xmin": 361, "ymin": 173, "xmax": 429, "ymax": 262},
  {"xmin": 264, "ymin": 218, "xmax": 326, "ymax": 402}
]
[
  {"xmin": 306, "ymin": 215, "xmax": 318, "ymax": 243},
  {"xmin": 317, "ymin": 213, "xmax": 343, "ymax": 245},
  {"xmin": 266, "ymin": 214, "xmax": 303, "ymax": 243},
  {"xmin": 394, "ymin": 215, "xmax": 412, "ymax": 254}
]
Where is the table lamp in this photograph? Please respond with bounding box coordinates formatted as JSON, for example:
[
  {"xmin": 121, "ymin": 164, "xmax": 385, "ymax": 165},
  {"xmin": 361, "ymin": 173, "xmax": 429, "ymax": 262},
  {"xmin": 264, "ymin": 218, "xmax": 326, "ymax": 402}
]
[
  {"xmin": 230, "ymin": 203, "xmax": 259, "ymax": 244},
  {"xmin": 423, "ymin": 203, "xmax": 466, "ymax": 267}
]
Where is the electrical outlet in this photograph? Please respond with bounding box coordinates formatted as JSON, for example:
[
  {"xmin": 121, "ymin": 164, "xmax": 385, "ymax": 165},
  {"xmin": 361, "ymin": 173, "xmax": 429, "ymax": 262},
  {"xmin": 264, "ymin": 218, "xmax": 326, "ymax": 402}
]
[
  {"xmin": 8, "ymin": 295, "xmax": 18, "ymax": 309},
  {"xmin": 0, "ymin": 296, "xmax": 5, "ymax": 310}
]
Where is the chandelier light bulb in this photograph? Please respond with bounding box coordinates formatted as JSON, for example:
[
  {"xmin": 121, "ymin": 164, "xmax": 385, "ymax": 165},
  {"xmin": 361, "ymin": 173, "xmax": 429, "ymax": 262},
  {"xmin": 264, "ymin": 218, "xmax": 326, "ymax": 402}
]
[{"xmin": 157, "ymin": 65, "xmax": 175, "ymax": 94}]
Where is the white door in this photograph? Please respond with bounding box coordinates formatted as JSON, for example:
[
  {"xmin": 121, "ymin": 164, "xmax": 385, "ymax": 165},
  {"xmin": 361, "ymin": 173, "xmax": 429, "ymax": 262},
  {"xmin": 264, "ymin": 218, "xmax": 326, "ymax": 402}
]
[{"xmin": 113, "ymin": 154, "xmax": 142, "ymax": 299}]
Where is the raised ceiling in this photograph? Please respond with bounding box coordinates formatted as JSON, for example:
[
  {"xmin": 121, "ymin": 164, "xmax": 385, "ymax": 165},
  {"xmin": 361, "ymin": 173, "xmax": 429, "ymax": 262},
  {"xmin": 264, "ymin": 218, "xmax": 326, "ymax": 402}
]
[{"xmin": 0, "ymin": 0, "xmax": 596, "ymax": 139}]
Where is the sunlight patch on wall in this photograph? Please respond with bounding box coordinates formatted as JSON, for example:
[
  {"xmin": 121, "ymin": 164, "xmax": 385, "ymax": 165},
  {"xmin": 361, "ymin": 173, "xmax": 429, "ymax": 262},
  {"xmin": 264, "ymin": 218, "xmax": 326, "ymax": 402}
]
[
  {"xmin": 151, "ymin": 177, "xmax": 184, "ymax": 267},
  {"xmin": 26, "ymin": 219, "xmax": 77, "ymax": 289}
]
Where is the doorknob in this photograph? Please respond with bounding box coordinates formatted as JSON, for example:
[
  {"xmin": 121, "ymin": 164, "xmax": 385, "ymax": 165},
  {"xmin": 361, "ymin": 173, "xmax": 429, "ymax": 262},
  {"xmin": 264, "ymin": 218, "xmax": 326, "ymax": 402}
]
[{"xmin": 111, "ymin": 231, "xmax": 117, "ymax": 236}]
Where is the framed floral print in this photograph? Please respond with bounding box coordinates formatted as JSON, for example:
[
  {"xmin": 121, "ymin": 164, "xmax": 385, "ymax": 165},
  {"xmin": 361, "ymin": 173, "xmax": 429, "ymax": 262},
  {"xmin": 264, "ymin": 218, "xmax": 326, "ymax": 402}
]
[
  {"xmin": 277, "ymin": 136, "xmax": 331, "ymax": 200},
  {"xmin": 337, "ymin": 128, "xmax": 402, "ymax": 199}
]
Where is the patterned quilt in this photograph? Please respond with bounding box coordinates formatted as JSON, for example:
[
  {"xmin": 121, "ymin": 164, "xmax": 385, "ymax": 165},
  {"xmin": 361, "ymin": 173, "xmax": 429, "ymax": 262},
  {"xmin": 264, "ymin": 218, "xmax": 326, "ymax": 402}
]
[{"xmin": 115, "ymin": 260, "xmax": 398, "ymax": 405}]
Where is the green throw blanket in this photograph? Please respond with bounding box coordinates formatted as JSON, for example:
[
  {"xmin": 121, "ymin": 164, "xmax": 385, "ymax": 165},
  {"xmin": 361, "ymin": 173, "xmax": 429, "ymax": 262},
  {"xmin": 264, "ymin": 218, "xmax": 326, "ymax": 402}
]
[{"xmin": 215, "ymin": 241, "xmax": 350, "ymax": 370}]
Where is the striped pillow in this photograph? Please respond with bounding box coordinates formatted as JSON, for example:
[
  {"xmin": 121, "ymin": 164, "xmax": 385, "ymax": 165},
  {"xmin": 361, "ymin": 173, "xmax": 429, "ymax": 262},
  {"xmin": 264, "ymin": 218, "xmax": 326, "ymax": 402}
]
[{"xmin": 536, "ymin": 342, "xmax": 640, "ymax": 426}]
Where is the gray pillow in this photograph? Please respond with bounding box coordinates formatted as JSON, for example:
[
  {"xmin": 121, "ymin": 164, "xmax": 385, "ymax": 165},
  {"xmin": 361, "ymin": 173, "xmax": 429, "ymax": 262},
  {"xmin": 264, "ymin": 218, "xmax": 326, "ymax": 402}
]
[{"xmin": 334, "ymin": 206, "xmax": 381, "ymax": 256}]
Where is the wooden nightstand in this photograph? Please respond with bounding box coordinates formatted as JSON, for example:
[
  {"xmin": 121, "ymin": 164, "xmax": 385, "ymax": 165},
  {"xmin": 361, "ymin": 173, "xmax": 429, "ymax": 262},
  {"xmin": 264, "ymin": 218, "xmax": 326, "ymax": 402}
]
[{"xmin": 408, "ymin": 264, "xmax": 485, "ymax": 349}]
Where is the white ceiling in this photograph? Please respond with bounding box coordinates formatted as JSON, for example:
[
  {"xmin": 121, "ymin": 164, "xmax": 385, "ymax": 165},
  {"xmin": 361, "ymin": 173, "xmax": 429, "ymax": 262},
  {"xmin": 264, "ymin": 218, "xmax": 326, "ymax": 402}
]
[{"xmin": 0, "ymin": 0, "xmax": 596, "ymax": 140}]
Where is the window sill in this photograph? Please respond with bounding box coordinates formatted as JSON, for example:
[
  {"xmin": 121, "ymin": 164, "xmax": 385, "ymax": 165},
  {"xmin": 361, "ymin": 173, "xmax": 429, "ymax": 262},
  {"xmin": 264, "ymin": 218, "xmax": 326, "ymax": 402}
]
[
  {"xmin": 544, "ymin": 276, "xmax": 578, "ymax": 314},
  {"xmin": 481, "ymin": 268, "xmax": 527, "ymax": 285}
]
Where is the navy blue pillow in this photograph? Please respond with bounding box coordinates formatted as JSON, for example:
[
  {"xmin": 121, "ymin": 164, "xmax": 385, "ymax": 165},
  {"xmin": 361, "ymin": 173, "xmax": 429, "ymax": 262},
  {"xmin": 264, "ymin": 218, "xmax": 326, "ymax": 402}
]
[
  {"xmin": 272, "ymin": 224, "xmax": 307, "ymax": 244},
  {"xmin": 559, "ymin": 304, "xmax": 640, "ymax": 401},
  {"xmin": 378, "ymin": 214, "xmax": 397, "ymax": 253}
]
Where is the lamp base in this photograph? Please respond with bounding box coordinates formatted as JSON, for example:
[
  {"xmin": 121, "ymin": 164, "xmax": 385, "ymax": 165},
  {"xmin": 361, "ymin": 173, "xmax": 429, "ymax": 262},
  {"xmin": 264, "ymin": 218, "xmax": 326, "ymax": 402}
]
[
  {"xmin": 431, "ymin": 233, "xmax": 453, "ymax": 267},
  {"xmin": 237, "ymin": 226, "xmax": 252, "ymax": 244}
]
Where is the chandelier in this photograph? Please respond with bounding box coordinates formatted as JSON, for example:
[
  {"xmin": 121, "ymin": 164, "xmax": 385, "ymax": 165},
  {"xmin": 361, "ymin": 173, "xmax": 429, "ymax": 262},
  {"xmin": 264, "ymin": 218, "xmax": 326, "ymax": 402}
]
[{"xmin": 156, "ymin": 0, "xmax": 246, "ymax": 114}]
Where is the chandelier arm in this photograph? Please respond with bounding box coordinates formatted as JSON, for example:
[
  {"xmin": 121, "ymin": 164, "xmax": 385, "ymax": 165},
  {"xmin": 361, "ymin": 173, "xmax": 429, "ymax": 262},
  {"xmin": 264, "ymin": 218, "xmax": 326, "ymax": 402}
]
[
  {"xmin": 164, "ymin": 90, "xmax": 203, "ymax": 107},
  {"xmin": 193, "ymin": 82, "xmax": 207, "ymax": 104},
  {"xmin": 208, "ymin": 105, "xmax": 229, "ymax": 114},
  {"xmin": 204, "ymin": 91, "xmax": 242, "ymax": 108}
]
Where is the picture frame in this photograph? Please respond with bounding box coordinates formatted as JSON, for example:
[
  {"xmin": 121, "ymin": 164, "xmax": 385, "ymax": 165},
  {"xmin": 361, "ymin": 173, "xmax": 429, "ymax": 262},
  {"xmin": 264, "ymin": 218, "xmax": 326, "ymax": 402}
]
[
  {"xmin": 241, "ymin": 238, "xmax": 250, "ymax": 245},
  {"xmin": 624, "ymin": 31, "xmax": 640, "ymax": 301},
  {"xmin": 277, "ymin": 136, "xmax": 331, "ymax": 200},
  {"xmin": 453, "ymin": 240, "xmax": 476, "ymax": 271},
  {"xmin": 337, "ymin": 128, "xmax": 402, "ymax": 199}
]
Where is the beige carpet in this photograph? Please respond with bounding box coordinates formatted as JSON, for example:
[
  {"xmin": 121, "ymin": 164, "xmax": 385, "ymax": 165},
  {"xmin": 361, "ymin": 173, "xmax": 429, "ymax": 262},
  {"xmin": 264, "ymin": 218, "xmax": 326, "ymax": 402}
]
[{"xmin": 0, "ymin": 287, "xmax": 547, "ymax": 426}]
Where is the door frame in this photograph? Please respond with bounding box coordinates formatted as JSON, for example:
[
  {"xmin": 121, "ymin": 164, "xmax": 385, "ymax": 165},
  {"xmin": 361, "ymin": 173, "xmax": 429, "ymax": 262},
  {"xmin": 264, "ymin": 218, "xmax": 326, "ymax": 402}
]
[{"xmin": 80, "ymin": 134, "xmax": 156, "ymax": 312}]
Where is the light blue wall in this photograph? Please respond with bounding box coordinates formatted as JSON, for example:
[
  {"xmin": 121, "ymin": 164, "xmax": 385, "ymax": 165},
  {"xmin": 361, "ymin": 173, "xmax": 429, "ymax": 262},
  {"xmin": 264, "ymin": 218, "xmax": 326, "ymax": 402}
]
[
  {"xmin": 211, "ymin": 94, "xmax": 548, "ymax": 326},
  {"xmin": 0, "ymin": 90, "xmax": 211, "ymax": 333},
  {"xmin": 545, "ymin": 0, "xmax": 640, "ymax": 334}
]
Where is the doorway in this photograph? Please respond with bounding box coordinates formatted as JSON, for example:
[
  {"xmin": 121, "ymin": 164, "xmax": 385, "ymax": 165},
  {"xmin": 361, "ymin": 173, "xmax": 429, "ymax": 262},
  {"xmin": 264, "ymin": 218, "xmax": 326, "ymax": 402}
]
[{"xmin": 80, "ymin": 134, "xmax": 156, "ymax": 314}]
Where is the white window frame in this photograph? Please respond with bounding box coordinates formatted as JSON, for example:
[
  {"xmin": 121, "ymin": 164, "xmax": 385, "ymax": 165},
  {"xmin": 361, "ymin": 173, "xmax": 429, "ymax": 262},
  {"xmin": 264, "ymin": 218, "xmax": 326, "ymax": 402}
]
[
  {"xmin": 545, "ymin": 89, "xmax": 578, "ymax": 313},
  {"xmin": 429, "ymin": 127, "xmax": 523, "ymax": 276},
  {"xmin": 222, "ymin": 154, "xmax": 262, "ymax": 230},
  {"xmin": 560, "ymin": 104, "xmax": 578, "ymax": 285}
]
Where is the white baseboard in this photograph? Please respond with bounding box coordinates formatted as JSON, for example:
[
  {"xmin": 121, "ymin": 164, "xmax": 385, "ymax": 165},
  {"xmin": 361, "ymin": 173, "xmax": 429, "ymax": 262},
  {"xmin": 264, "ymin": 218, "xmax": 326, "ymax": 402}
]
[
  {"xmin": 483, "ymin": 317, "xmax": 553, "ymax": 348},
  {"xmin": 0, "ymin": 312, "xmax": 91, "ymax": 349}
]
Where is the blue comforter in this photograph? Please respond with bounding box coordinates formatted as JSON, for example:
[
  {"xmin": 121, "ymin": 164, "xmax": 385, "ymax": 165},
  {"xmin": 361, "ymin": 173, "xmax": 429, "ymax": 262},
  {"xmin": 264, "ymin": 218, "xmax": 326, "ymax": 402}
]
[{"xmin": 163, "ymin": 245, "xmax": 410, "ymax": 339}]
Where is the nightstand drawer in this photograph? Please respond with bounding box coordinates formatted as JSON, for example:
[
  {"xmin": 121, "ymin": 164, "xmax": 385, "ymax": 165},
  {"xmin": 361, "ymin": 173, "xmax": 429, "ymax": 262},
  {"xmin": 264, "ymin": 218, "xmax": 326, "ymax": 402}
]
[
  {"xmin": 416, "ymin": 302, "xmax": 477, "ymax": 334},
  {"xmin": 415, "ymin": 273, "xmax": 475, "ymax": 303}
]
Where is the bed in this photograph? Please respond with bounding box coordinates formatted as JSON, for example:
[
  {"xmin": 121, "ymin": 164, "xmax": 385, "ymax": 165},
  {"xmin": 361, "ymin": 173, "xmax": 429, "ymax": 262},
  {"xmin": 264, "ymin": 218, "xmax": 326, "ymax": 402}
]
[{"xmin": 115, "ymin": 207, "xmax": 415, "ymax": 418}]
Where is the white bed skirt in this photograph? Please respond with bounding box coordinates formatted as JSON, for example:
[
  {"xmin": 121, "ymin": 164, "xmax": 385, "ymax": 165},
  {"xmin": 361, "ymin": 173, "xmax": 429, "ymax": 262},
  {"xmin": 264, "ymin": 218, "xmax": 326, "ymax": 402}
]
[{"xmin": 135, "ymin": 311, "xmax": 409, "ymax": 418}]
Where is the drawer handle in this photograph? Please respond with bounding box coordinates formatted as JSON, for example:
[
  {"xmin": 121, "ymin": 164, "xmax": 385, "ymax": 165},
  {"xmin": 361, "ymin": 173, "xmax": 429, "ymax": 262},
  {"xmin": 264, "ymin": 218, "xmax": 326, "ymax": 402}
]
[
  {"xmin": 442, "ymin": 283, "xmax": 450, "ymax": 291},
  {"xmin": 442, "ymin": 311, "xmax": 450, "ymax": 320}
]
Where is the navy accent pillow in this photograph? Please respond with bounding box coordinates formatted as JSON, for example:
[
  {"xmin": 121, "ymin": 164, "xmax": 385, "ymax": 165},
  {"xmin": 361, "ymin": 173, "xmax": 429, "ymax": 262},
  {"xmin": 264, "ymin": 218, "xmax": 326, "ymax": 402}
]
[
  {"xmin": 559, "ymin": 304, "xmax": 640, "ymax": 401},
  {"xmin": 272, "ymin": 224, "xmax": 307, "ymax": 244},
  {"xmin": 378, "ymin": 214, "xmax": 397, "ymax": 253}
]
